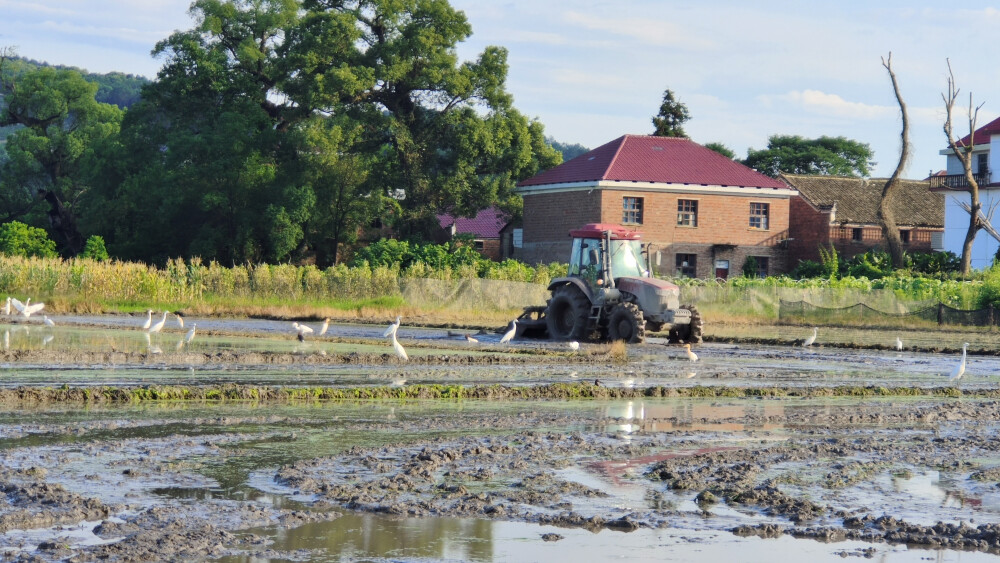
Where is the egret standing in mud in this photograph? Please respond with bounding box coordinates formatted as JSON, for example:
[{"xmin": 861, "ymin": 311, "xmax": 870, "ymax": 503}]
[
  {"xmin": 383, "ymin": 315, "xmax": 401, "ymax": 337},
  {"xmin": 2, "ymin": 297, "xmax": 10, "ymax": 316},
  {"xmin": 568, "ymin": 341, "xmax": 579, "ymax": 351},
  {"xmin": 141, "ymin": 309, "xmax": 153, "ymax": 330},
  {"xmin": 292, "ymin": 322, "xmax": 313, "ymax": 342},
  {"xmin": 465, "ymin": 334, "xmax": 478, "ymax": 343},
  {"xmin": 319, "ymin": 318, "xmax": 330, "ymax": 336},
  {"xmin": 391, "ymin": 331, "xmax": 408, "ymax": 361},
  {"xmin": 896, "ymin": 336, "xmax": 903, "ymax": 351},
  {"xmin": 175, "ymin": 313, "xmax": 184, "ymax": 328},
  {"xmin": 949, "ymin": 342, "xmax": 969, "ymax": 382},
  {"xmin": 43, "ymin": 316, "xmax": 54, "ymax": 327},
  {"xmin": 500, "ymin": 319, "xmax": 517, "ymax": 344},
  {"xmin": 148, "ymin": 311, "xmax": 169, "ymax": 333},
  {"xmin": 684, "ymin": 343, "xmax": 698, "ymax": 362},
  {"xmin": 802, "ymin": 327, "xmax": 818, "ymax": 347},
  {"xmin": 185, "ymin": 324, "xmax": 197, "ymax": 344}
]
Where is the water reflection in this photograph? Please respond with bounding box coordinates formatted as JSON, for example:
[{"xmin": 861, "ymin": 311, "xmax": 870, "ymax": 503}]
[
  {"xmin": 220, "ymin": 513, "xmax": 494, "ymax": 563},
  {"xmin": 602, "ymin": 400, "xmax": 786, "ymax": 432}
]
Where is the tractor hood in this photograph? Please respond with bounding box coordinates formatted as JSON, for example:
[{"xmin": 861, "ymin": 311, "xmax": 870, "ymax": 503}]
[{"xmin": 616, "ymin": 276, "xmax": 682, "ymax": 322}]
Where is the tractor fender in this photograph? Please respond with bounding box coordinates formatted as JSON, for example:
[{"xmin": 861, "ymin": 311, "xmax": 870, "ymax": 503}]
[{"xmin": 546, "ymin": 277, "xmax": 594, "ymax": 303}]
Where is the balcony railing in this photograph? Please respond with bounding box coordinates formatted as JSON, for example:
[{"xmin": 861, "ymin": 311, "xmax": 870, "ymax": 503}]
[{"xmin": 929, "ymin": 171, "xmax": 991, "ymax": 189}]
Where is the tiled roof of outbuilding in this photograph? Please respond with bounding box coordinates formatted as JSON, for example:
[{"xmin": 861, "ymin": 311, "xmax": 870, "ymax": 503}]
[
  {"xmin": 436, "ymin": 207, "xmax": 508, "ymax": 239},
  {"xmin": 518, "ymin": 135, "xmax": 787, "ymax": 189},
  {"xmin": 780, "ymin": 174, "xmax": 943, "ymax": 228}
]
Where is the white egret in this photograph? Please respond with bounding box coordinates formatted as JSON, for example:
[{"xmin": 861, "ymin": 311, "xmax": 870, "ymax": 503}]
[
  {"xmin": 12, "ymin": 298, "xmax": 44, "ymax": 318},
  {"xmin": 500, "ymin": 319, "xmax": 518, "ymax": 344},
  {"xmin": 141, "ymin": 309, "xmax": 153, "ymax": 330},
  {"xmin": 948, "ymin": 342, "xmax": 970, "ymax": 382},
  {"xmin": 383, "ymin": 315, "xmax": 401, "ymax": 337},
  {"xmin": 175, "ymin": 313, "xmax": 184, "ymax": 328},
  {"xmin": 185, "ymin": 324, "xmax": 197, "ymax": 344},
  {"xmin": 802, "ymin": 327, "xmax": 818, "ymax": 347},
  {"xmin": 319, "ymin": 317, "xmax": 330, "ymax": 335},
  {"xmin": 2, "ymin": 297, "xmax": 10, "ymax": 316},
  {"xmin": 43, "ymin": 316, "xmax": 54, "ymax": 327},
  {"xmin": 148, "ymin": 311, "xmax": 169, "ymax": 333},
  {"xmin": 895, "ymin": 336, "xmax": 903, "ymax": 351},
  {"xmin": 568, "ymin": 341, "xmax": 580, "ymax": 351},
  {"xmin": 391, "ymin": 331, "xmax": 408, "ymax": 361},
  {"xmin": 684, "ymin": 343, "xmax": 698, "ymax": 362},
  {"xmin": 391, "ymin": 377, "xmax": 407, "ymax": 387},
  {"xmin": 292, "ymin": 322, "xmax": 314, "ymax": 342},
  {"xmin": 42, "ymin": 334, "xmax": 53, "ymax": 345},
  {"xmin": 3, "ymin": 330, "xmax": 8, "ymax": 349},
  {"xmin": 465, "ymin": 334, "xmax": 478, "ymax": 343}
]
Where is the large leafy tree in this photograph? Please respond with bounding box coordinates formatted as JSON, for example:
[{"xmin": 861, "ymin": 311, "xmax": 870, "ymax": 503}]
[
  {"xmin": 0, "ymin": 59, "xmax": 123, "ymax": 255},
  {"xmin": 744, "ymin": 135, "xmax": 875, "ymax": 178},
  {"xmin": 102, "ymin": 0, "xmax": 558, "ymax": 262},
  {"xmin": 292, "ymin": 0, "xmax": 559, "ymax": 237},
  {"xmin": 652, "ymin": 89, "xmax": 690, "ymax": 138}
]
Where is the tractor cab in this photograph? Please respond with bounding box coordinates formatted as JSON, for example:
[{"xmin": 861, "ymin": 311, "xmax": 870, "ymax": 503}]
[{"xmin": 567, "ymin": 224, "xmax": 649, "ymax": 295}]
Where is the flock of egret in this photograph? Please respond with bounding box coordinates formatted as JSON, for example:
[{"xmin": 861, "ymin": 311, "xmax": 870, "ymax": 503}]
[{"xmin": 801, "ymin": 327, "xmax": 971, "ymax": 382}]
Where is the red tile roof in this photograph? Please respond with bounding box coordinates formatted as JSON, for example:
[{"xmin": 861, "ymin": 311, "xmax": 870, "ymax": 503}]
[
  {"xmin": 518, "ymin": 135, "xmax": 787, "ymax": 189},
  {"xmin": 436, "ymin": 207, "xmax": 509, "ymax": 239},
  {"xmin": 955, "ymin": 115, "xmax": 1000, "ymax": 148}
]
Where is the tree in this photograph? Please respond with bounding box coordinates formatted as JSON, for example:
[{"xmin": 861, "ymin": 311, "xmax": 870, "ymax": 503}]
[
  {"xmin": 943, "ymin": 59, "xmax": 986, "ymax": 276},
  {"xmin": 652, "ymin": 89, "xmax": 690, "ymax": 137},
  {"xmin": 744, "ymin": 135, "xmax": 875, "ymax": 178},
  {"xmin": 292, "ymin": 0, "xmax": 559, "ymax": 237},
  {"xmin": 0, "ymin": 220, "xmax": 57, "ymax": 258},
  {"xmin": 704, "ymin": 142, "xmax": 735, "ymax": 159},
  {"xmin": 0, "ymin": 55, "xmax": 123, "ymax": 255},
  {"xmin": 877, "ymin": 53, "xmax": 910, "ymax": 269},
  {"xmin": 546, "ymin": 137, "xmax": 589, "ymax": 161}
]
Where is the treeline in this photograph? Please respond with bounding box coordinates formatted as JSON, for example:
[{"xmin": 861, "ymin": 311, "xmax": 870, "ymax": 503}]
[{"xmin": 0, "ymin": 1, "xmax": 563, "ymax": 268}]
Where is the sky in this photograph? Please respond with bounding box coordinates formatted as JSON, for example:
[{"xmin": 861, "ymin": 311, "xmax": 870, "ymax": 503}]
[{"xmin": 3, "ymin": 0, "xmax": 1000, "ymax": 178}]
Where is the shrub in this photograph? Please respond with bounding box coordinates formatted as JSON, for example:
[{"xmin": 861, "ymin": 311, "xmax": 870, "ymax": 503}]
[
  {"xmin": 0, "ymin": 221, "xmax": 58, "ymax": 258},
  {"xmin": 789, "ymin": 259, "xmax": 826, "ymax": 279},
  {"xmin": 81, "ymin": 235, "xmax": 110, "ymax": 261}
]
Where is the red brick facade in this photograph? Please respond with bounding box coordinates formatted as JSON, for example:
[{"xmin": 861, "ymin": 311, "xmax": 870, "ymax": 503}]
[
  {"xmin": 519, "ymin": 188, "xmax": 791, "ymax": 278},
  {"xmin": 787, "ymin": 194, "xmax": 938, "ymax": 264}
]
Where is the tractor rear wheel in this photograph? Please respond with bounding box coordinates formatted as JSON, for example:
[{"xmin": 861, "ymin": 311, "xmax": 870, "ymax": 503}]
[
  {"xmin": 607, "ymin": 302, "xmax": 645, "ymax": 343},
  {"xmin": 546, "ymin": 285, "xmax": 590, "ymax": 341}
]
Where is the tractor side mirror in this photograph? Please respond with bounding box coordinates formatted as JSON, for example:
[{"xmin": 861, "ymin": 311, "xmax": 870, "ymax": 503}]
[{"xmin": 588, "ymin": 248, "xmax": 600, "ymax": 266}]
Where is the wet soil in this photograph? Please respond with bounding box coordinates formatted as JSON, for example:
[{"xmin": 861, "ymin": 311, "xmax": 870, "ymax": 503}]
[{"xmin": 3, "ymin": 316, "xmax": 1000, "ymax": 561}]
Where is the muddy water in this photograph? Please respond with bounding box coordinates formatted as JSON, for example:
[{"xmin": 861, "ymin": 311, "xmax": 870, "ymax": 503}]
[{"xmin": 3, "ymin": 316, "xmax": 1000, "ymax": 561}]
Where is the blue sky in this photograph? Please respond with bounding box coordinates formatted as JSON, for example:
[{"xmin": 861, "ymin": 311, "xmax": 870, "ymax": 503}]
[{"xmin": 2, "ymin": 0, "xmax": 999, "ymax": 178}]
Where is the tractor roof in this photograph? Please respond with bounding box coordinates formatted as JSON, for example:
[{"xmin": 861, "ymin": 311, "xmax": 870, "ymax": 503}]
[{"xmin": 568, "ymin": 223, "xmax": 642, "ymax": 240}]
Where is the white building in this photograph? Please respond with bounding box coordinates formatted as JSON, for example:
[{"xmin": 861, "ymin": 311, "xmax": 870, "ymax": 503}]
[{"xmin": 935, "ymin": 116, "xmax": 1000, "ymax": 270}]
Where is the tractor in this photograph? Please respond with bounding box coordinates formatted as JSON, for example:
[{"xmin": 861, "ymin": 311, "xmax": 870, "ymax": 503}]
[{"xmin": 517, "ymin": 223, "xmax": 701, "ymax": 344}]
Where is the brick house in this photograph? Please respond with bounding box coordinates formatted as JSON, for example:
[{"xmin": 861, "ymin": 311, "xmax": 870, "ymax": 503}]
[
  {"xmin": 515, "ymin": 135, "xmax": 796, "ymax": 279},
  {"xmin": 435, "ymin": 207, "xmax": 510, "ymax": 261},
  {"xmin": 782, "ymin": 174, "xmax": 943, "ymax": 265},
  {"xmin": 933, "ymin": 115, "xmax": 1000, "ymax": 269}
]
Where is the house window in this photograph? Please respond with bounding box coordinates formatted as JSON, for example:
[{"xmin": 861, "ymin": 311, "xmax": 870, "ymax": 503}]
[
  {"xmin": 753, "ymin": 256, "xmax": 769, "ymax": 278},
  {"xmin": 900, "ymin": 230, "xmax": 910, "ymax": 244},
  {"xmin": 749, "ymin": 202, "xmax": 769, "ymax": 230},
  {"xmin": 676, "ymin": 253, "xmax": 697, "ymax": 277},
  {"xmin": 677, "ymin": 199, "xmax": 698, "ymax": 227},
  {"xmin": 623, "ymin": 197, "xmax": 643, "ymax": 224},
  {"xmin": 852, "ymin": 228, "xmax": 863, "ymax": 241},
  {"xmin": 474, "ymin": 240, "xmax": 485, "ymax": 251},
  {"xmin": 978, "ymin": 153, "xmax": 989, "ymax": 176}
]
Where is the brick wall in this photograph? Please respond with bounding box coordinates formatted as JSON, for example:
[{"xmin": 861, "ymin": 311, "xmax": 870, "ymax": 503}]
[
  {"xmin": 788, "ymin": 195, "xmax": 832, "ymax": 264},
  {"xmin": 830, "ymin": 226, "xmax": 940, "ymax": 261},
  {"xmin": 521, "ymin": 187, "xmax": 791, "ymax": 277}
]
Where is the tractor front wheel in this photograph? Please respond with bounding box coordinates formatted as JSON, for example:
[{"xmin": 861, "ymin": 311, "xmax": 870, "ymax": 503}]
[
  {"xmin": 607, "ymin": 302, "xmax": 645, "ymax": 343},
  {"xmin": 545, "ymin": 285, "xmax": 590, "ymax": 341}
]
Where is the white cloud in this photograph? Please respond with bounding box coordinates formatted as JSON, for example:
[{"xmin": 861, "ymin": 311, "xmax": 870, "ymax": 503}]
[
  {"xmin": 562, "ymin": 10, "xmax": 715, "ymax": 49},
  {"xmin": 762, "ymin": 90, "xmax": 895, "ymax": 120}
]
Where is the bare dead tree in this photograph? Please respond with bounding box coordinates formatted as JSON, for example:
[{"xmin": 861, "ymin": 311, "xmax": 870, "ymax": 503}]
[
  {"xmin": 878, "ymin": 53, "xmax": 910, "ymax": 269},
  {"xmin": 943, "ymin": 58, "xmax": 986, "ymax": 276}
]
